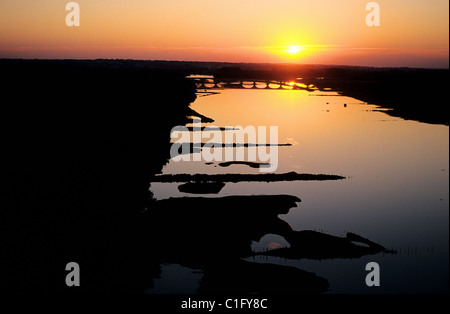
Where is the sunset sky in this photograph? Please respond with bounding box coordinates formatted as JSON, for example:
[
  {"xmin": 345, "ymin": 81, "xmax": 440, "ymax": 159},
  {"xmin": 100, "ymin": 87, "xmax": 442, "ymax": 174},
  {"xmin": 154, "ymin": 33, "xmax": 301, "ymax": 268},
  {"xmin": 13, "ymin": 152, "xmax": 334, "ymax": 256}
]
[{"xmin": 0, "ymin": 0, "xmax": 448, "ymax": 68}]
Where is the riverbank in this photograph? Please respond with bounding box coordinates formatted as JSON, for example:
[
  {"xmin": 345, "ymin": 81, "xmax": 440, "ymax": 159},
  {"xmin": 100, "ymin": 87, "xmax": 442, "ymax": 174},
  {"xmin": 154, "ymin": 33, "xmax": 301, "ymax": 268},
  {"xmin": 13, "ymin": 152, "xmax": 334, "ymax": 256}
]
[
  {"xmin": 1, "ymin": 59, "xmax": 198, "ymax": 291},
  {"xmin": 308, "ymin": 67, "xmax": 449, "ymax": 126}
]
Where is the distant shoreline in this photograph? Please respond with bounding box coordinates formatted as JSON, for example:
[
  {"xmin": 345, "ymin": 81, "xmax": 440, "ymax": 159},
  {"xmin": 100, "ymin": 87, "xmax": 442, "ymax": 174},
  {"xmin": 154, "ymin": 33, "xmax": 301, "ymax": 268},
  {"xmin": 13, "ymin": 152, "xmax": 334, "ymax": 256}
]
[
  {"xmin": 1, "ymin": 58, "xmax": 448, "ymax": 70},
  {"xmin": 2, "ymin": 58, "xmax": 447, "ymax": 125}
]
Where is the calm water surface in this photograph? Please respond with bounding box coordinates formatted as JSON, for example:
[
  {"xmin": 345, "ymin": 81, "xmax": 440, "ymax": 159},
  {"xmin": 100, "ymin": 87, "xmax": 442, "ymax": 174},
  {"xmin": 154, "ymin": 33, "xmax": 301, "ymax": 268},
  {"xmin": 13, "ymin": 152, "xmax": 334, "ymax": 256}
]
[{"xmin": 150, "ymin": 89, "xmax": 449, "ymax": 294}]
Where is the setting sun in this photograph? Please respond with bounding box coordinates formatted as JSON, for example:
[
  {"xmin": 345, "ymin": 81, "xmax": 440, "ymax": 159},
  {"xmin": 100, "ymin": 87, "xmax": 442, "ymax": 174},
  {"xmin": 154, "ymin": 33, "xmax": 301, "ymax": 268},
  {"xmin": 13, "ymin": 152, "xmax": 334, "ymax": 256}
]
[{"xmin": 287, "ymin": 46, "xmax": 303, "ymax": 54}]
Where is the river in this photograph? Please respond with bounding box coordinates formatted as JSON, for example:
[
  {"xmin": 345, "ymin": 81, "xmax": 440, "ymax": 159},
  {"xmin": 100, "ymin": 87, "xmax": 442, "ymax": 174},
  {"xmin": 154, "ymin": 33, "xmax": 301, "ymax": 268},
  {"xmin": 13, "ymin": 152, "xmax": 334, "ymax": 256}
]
[{"xmin": 149, "ymin": 88, "xmax": 449, "ymax": 294}]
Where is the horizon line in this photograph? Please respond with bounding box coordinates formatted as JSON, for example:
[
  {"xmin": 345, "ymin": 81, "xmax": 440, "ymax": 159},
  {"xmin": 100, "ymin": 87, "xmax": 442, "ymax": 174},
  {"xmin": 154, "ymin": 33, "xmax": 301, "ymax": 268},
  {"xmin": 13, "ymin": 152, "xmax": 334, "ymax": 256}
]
[{"xmin": 1, "ymin": 57, "xmax": 449, "ymax": 70}]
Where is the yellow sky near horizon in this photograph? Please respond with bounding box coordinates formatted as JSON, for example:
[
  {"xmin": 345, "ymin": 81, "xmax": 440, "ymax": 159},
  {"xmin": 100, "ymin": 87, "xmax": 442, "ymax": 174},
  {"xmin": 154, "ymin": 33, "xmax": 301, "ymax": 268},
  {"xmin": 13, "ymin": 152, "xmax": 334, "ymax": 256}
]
[{"xmin": 0, "ymin": 0, "xmax": 448, "ymax": 67}]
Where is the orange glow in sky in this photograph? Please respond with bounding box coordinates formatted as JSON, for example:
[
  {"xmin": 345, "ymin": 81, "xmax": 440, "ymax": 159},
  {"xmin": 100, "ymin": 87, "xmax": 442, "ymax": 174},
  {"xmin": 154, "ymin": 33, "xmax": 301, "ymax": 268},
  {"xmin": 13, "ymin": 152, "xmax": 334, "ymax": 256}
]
[{"xmin": 0, "ymin": 0, "xmax": 448, "ymax": 68}]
